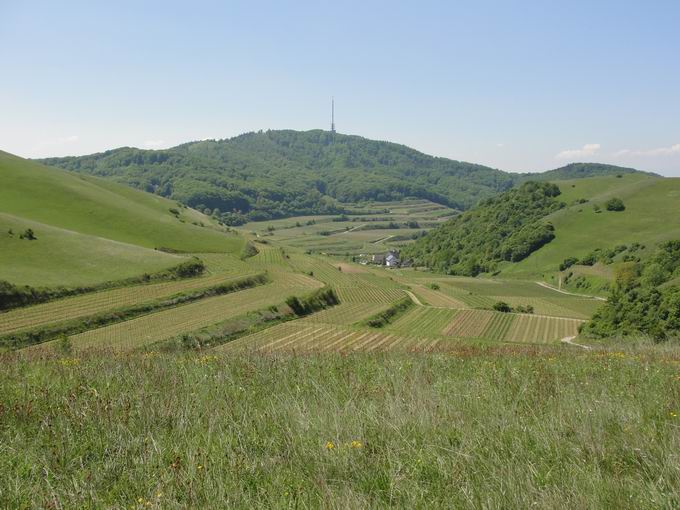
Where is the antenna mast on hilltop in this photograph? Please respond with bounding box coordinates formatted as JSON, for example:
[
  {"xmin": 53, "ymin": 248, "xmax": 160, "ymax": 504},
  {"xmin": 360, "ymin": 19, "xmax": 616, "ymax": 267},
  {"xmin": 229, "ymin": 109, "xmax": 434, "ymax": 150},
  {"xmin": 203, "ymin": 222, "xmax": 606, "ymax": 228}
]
[{"xmin": 331, "ymin": 97, "xmax": 336, "ymax": 134}]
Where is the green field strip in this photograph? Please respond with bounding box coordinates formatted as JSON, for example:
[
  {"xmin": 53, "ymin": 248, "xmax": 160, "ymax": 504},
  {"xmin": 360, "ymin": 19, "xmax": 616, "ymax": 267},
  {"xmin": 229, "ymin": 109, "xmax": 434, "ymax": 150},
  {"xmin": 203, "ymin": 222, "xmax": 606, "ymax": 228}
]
[
  {"xmin": 261, "ymin": 326, "xmax": 328, "ymax": 352},
  {"xmin": 301, "ymin": 303, "xmax": 389, "ymax": 325},
  {"xmin": 542, "ymin": 297, "xmax": 603, "ymax": 318},
  {"xmin": 0, "ymin": 272, "xmax": 259, "ymax": 336},
  {"xmin": 503, "ymin": 315, "xmax": 582, "ymax": 344},
  {"xmin": 387, "ymin": 307, "xmax": 458, "ymax": 337},
  {"xmin": 195, "ymin": 253, "xmax": 252, "ymax": 274},
  {"xmin": 52, "ymin": 280, "xmax": 318, "ymax": 352},
  {"xmin": 443, "ymin": 309, "xmax": 496, "ymax": 338},
  {"xmin": 336, "ymin": 287, "xmax": 405, "ymax": 303},
  {"xmin": 481, "ymin": 313, "xmax": 516, "ymax": 341},
  {"xmin": 408, "ymin": 285, "xmax": 468, "ymax": 308},
  {"xmin": 217, "ymin": 322, "xmax": 306, "ymax": 352}
]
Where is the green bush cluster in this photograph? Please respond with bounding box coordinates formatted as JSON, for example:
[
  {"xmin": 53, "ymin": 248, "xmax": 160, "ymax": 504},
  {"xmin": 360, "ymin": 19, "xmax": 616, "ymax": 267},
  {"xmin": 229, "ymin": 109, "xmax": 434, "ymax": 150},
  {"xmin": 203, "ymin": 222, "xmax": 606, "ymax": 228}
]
[
  {"xmin": 239, "ymin": 241, "xmax": 259, "ymax": 260},
  {"xmin": 285, "ymin": 288, "xmax": 340, "ymax": 317},
  {"xmin": 560, "ymin": 243, "xmax": 643, "ymax": 271},
  {"xmin": 584, "ymin": 240, "xmax": 680, "ymax": 340},
  {"xmin": 363, "ymin": 297, "xmax": 414, "ymax": 328}
]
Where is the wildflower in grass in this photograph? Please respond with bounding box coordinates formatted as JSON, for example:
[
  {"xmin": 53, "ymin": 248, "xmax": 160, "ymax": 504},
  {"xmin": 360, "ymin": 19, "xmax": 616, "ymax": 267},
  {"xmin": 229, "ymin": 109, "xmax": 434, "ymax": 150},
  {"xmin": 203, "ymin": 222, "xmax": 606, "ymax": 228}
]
[
  {"xmin": 58, "ymin": 358, "xmax": 80, "ymax": 367},
  {"xmin": 350, "ymin": 440, "xmax": 363, "ymax": 449},
  {"xmin": 325, "ymin": 441, "xmax": 335, "ymax": 450},
  {"xmin": 196, "ymin": 354, "xmax": 219, "ymax": 365},
  {"xmin": 197, "ymin": 464, "xmax": 203, "ymax": 470},
  {"xmin": 671, "ymin": 412, "xmax": 677, "ymax": 418}
]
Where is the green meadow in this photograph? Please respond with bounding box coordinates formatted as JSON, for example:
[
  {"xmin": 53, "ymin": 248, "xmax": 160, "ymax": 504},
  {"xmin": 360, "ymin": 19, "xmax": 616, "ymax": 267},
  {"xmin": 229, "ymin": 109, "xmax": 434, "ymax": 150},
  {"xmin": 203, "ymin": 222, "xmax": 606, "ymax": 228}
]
[
  {"xmin": 502, "ymin": 174, "xmax": 680, "ymax": 280},
  {"xmin": 0, "ymin": 151, "xmax": 243, "ymax": 287},
  {"xmin": 2, "ymin": 345, "xmax": 679, "ymax": 508}
]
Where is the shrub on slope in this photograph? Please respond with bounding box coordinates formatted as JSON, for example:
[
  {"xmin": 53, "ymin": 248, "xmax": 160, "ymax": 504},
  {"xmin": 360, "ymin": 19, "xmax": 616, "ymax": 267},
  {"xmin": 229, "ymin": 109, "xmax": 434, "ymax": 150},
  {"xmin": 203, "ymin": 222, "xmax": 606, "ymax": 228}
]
[{"xmin": 584, "ymin": 241, "xmax": 680, "ymax": 340}]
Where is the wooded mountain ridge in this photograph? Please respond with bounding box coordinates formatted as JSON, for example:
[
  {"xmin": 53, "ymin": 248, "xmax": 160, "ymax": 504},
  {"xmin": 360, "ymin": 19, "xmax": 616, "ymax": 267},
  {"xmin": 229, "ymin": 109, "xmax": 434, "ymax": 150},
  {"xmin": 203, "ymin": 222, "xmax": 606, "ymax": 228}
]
[{"xmin": 38, "ymin": 130, "xmax": 651, "ymax": 224}]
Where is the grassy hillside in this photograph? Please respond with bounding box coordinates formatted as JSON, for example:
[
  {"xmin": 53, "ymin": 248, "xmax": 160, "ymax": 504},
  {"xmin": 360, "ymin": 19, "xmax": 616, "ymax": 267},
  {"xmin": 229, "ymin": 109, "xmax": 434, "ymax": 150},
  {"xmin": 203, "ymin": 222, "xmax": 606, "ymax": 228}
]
[
  {"xmin": 0, "ymin": 213, "xmax": 184, "ymax": 287},
  {"xmin": 0, "ymin": 151, "xmax": 244, "ymax": 286},
  {"xmin": 38, "ymin": 130, "xmax": 646, "ymax": 225},
  {"xmin": 502, "ymin": 174, "xmax": 680, "ymax": 280}
]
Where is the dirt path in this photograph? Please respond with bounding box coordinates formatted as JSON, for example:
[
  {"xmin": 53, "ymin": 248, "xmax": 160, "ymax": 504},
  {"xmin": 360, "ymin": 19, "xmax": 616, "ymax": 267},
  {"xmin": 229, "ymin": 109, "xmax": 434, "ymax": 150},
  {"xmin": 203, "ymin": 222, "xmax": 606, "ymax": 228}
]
[
  {"xmin": 560, "ymin": 335, "xmax": 591, "ymax": 350},
  {"xmin": 535, "ymin": 281, "xmax": 606, "ymax": 301},
  {"xmin": 405, "ymin": 290, "xmax": 423, "ymax": 306},
  {"xmin": 340, "ymin": 224, "xmax": 366, "ymax": 234},
  {"xmin": 372, "ymin": 235, "xmax": 395, "ymax": 244}
]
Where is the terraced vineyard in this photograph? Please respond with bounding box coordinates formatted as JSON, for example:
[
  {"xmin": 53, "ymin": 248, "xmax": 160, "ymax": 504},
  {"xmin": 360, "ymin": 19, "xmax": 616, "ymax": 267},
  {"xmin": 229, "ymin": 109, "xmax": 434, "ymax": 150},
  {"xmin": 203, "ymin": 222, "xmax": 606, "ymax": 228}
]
[
  {"xmin": 34, "ymin": 277, "xmax": 321, "ymax": 352},
  {"xmin": 385, "ymin": 307, "xmax": 458, "ymax": 336},
  {"xmin": 504, "ymin": 315, "xmax": 583, "ymax": 344},
  {"xmin": 481, "ymin": 313, "xmax": 516, "ymax": 341},
  {"xmin": 248, "ymin": 244, "xmax": 290, "ymax": 267},
  {"xmin": 219, "ymin": 323, "xmax": 449, "ymax": 354},
  {"xmin": 336, "ymin": 287, "xmax": 405, "ymax": 303},
  {"xmin": 442, "ymin": 309, "xmax": 496, "ymax": 337},
  {"xmin": 0, "ymin": 271, "xmax": 257, "ymax": 336},
  {"xmin": 301, "ymin": 303, "xmax": 390, "ymax": 325},
  {"xmin": 407, "ymin": 285, "xmax": 468, "ymax": 308}
]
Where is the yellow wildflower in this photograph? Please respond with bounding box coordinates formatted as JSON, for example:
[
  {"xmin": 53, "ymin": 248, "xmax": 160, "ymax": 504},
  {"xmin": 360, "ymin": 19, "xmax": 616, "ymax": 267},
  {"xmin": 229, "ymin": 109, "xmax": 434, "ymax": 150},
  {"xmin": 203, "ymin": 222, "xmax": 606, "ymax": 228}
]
[
  {"xmin": 350, "ymin": 440, "xmax": 363, "ymax": 449},
  {"xmin": 325, "ymin": 441, "xmax": 335, "ymax": 450}
]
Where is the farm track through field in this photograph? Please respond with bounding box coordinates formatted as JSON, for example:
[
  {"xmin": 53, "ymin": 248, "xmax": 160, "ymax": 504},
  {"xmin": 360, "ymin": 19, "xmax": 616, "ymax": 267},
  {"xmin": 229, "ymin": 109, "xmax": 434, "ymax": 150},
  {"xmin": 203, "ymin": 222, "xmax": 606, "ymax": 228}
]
[{"xmin": 535, "ymin": 281, "xmax": 607, "ymax": 301}]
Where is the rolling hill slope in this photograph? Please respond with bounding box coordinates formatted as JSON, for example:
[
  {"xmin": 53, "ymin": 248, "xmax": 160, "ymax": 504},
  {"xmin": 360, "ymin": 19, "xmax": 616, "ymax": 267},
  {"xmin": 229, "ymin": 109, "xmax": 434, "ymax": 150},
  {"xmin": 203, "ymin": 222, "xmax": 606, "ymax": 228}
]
[
  {"xmin": 502, "ymin": 173, "xmax": 680, "ymax": 279},
  {"xmin": 37, "ymin": 130, "xmax": 646, "ymax": 224},
  {"xmin": 407, "ymin": 171, "xmax": 679, "ymax": 291},
  {"xmin": 0, "ymin": 151, "xmax": 244, "ymax": 287}
]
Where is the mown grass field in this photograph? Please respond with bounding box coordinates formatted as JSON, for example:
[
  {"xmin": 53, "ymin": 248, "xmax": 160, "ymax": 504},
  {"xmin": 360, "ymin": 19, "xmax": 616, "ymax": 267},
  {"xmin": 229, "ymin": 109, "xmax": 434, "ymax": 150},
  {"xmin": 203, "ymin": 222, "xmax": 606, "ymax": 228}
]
[
  {"xmin": 0, "ymin": 151, "xmax": 243, "ymax": 287},
  {"xmin": 2, "ymin": 346, "xmax": 679, "ymax": 508},
  {"xmin": 0, "ymin": 212, "xmax": 183, "ymax": 287}
]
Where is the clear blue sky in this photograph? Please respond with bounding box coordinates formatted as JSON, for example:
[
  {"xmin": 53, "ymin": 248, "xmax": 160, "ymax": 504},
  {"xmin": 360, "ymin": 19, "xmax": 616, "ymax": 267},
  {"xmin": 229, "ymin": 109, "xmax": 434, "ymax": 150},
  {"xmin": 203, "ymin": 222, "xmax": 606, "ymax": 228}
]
[{"xmin": 2, "ymin": 0, "xmax": 679, "ymax": 175}]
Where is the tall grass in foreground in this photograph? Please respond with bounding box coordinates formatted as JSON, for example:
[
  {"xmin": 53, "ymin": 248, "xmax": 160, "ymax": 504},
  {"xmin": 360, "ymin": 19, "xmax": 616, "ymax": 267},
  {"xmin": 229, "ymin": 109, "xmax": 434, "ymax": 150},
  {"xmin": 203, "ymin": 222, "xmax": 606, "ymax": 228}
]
[{"xmin": 1, "ymin": 345, "xmax": 679, "ymax": 508}]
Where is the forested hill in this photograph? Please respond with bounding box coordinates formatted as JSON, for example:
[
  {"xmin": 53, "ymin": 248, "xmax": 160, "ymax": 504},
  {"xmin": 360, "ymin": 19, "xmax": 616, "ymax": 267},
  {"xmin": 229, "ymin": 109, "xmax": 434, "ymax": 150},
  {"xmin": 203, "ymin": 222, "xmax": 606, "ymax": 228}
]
[
  {"xmin": 402, "ymin": 182, "xmax": 566, "ymax": 276},
  {"xmin": 38, "ymin": 130, "xmax": 646, "ymax": 224}
]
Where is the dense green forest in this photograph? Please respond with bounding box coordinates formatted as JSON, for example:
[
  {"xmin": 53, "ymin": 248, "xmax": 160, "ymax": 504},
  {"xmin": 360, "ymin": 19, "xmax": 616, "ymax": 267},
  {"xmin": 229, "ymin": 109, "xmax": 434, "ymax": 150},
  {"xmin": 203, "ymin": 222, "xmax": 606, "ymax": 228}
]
[
  {"xmin": 403, "ymin": 182, "xmax": 565, "ymax": 276},
  {"xmin": 584, "ymin": 241, "xmax": 680, "ymax": 340},
  {"xmin": 38, "ymin": 130, "xmax": 644, "ymax": 224}
]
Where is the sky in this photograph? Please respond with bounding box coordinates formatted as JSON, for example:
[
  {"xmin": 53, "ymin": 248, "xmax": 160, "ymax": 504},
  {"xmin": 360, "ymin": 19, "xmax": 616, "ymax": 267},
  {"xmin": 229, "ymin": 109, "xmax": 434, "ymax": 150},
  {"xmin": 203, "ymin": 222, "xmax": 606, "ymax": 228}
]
[{"xmin": 1, "ymin": 0, "xmax": 679, "ymax": 175}]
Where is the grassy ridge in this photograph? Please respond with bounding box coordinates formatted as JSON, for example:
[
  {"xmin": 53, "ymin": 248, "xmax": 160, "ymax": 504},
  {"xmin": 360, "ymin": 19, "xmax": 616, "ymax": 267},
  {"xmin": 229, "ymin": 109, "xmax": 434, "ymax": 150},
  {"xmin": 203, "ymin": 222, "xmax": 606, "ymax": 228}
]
[
  {"xmin": 2, "ymin": 347, "xmax": 679, "ymax": 508},
  {"xmin": 0, "ymin": 151, "xmax": 244, "ymax": 287}
]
